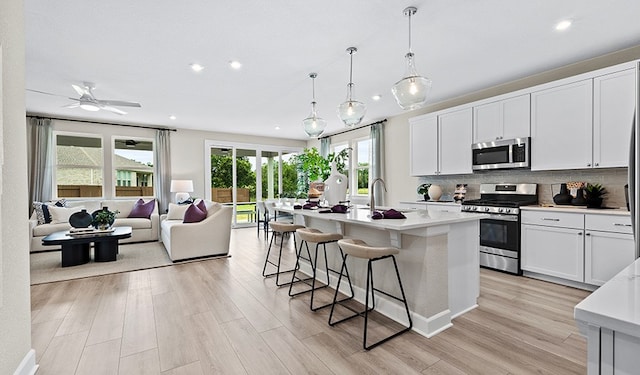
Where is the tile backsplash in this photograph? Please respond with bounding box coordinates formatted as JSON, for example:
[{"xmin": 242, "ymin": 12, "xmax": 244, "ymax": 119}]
[{"xmin": 419, "ymin": 167, "xmax": 628, "ymax": 209}]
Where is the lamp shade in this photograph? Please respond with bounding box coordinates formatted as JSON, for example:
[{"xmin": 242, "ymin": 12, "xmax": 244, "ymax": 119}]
[{"xmin": 170, "ymin": 180, "xmax": 194, "ymax": 193}]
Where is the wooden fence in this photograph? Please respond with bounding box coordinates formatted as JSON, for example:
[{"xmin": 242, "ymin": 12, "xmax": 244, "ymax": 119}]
[
  {"xmin": 211, "ymin": 188, "xmax": 249, "ymax": 203},
  {"xmin": 58, "ymin": 185, "xmax": 153, "ymax": 197}
]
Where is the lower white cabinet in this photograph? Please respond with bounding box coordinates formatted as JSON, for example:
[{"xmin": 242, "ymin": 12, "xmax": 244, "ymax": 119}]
[
  {"xmin": 521, "ymin": 224, "xmax": 584, "ymax": 282},
  {"xmin": 521, "ymin": 210, "xmax": 635, "ymax": 286}
]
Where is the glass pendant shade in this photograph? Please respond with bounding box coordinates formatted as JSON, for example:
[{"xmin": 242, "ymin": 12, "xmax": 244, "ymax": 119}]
[
  {"xmin": 391, "ymin": 6, "xmax": 432, "ymax": 111},
  {"xmin": 338, "ymin": 47, "xmax": 366, "ymax": 127},
  {"xmin": 391, "ymin": 52, "xmax": 432, "ymax": 110},
  {"xmin": 302, "ymin": 102, "xmax": 327, "ymax": 138},
  {"xmin": 302, "ymin": 73, "xmax": 327, "ymax": 138}
]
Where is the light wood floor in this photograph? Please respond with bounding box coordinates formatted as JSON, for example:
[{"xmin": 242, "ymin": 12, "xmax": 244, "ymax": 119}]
[{"xmin": 31, "ymin": 227, "xmax": 591, "ymax": 375}]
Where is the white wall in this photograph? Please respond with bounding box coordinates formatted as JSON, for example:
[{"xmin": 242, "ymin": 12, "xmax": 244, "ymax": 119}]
[{"xmin": 0, "ymin": 0, "xmax": 34, "ymax": 374}]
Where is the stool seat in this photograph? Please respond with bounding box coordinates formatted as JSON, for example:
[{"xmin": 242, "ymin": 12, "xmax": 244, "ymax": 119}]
[
  {"xmin": 338, "ymin": 239, "xmax": 399, "ymax": 259},
  {"xmin": 296, "ymin": 227, "xmax": 343, "ymax": 243},
  {"xmin": 269, "ymin": 222, "xmax": 304, "ymax": 233}
]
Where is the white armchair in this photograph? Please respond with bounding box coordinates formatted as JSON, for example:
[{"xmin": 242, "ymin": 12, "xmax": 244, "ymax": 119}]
[{"xmin": 160, "ymin": 201, "xmax": 232, "ymax": 261}]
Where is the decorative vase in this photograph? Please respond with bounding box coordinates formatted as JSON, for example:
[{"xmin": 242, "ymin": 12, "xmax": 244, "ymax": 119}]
[
  {"xmin": 423, "ymin": 194, "xmax": 429, "ymax": 201},
  {"xmin": 553, "ymin": 183, "xmax": 573, "ymax": 205},
  {"xmin": 69, "ymin": 209, "xmax": 92, "ymax": 228},
  {"xmin": 92, "ymin": 207, "xmax": 116, "ymax": 230},
  {"xmin": 586, "ymin": 197, "xmax": 603, "ymax": 209},
  {"xmin": 323, "ymin": 162, "xmax": 348, "ymax": 206},
  {"xmin": 428, "ymin": 185, "xmax": 443, "ymax": 201},
  {"xmin": 571, "ymin": 188, "xmax": 587, "ymax": 206}
]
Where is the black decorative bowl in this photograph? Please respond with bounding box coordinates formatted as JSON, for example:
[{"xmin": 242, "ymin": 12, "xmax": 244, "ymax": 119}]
[{"xmin": 69, "ymin": 209, "xmax": 92, "ymax": 228}]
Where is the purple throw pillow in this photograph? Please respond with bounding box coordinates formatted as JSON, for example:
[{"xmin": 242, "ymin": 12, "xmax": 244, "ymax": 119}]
[
  {"xmin": 183, "ymin": 202, "xmax": 207, "ymax": 223},
  {"xmin": 128, "ymin": 199, "xmax": 156, "ymax": 219}
]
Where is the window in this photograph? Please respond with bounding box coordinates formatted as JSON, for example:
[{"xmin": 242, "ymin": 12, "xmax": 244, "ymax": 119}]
[
  {"xmin": 331, "ymin": 136, "xmax": 371, "ymax": 198},
  {"xmin": 113, "ymin": 138, "xmax": 154, "ymax": 197},
  {"xmin": 55, "ymin": 134, "xmax": 104, "ymax": 198}
]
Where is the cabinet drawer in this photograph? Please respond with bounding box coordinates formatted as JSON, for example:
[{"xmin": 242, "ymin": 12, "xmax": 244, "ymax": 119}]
[
  {"xmin": 521, "ymin": 211, "xmax": 583, "ymax": 229},
  {"xmin": 585, "ymin": 214, "xmax": 632, "ymax": 234}
]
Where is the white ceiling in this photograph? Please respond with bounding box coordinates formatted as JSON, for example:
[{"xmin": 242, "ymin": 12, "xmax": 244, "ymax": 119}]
[{"xmin": 24, "ymin": 0, "xmax": 640, "ymax": 140}]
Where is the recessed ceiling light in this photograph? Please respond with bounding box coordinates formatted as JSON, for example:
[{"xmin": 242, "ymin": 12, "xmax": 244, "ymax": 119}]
[
  {"xmin": 229, "ymin": 60, "xmax": 242, "ymax": 70},
  {"xmin": 372, "ymin": 94, "xmax": 382, "ymax": 101},
  {"xmin": 555, "ymin": 19, "xmax": 572, "ymax": 31},
  {"xmin": 169, "ymin": 115, "xmax": 176, "ymax": 120},
  {"xmin": 190, "ymin": 63, "xmax": 204, "ymax": 72},
  {"xmin": 274, "ymin": 126, "xmax": 281, "ymax": 130}
]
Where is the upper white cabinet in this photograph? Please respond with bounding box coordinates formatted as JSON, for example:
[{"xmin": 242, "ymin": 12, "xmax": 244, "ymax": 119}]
[
  {"xmin": 593, "ymin": 68, "xmax": 636, "ymax": 168},
  {"xmin": 531, "ymin": 66, "xmax": 636, "ymax": 171},
  {"xmin": 439, "ymin": 108, "xmax": 473, "ymax": 175},
  {"xmin": 473, "ymin": 94, "xmax": 530, "ymax": 143},
  {"xmin": 409, "ymin": 115, "xmax": 438, "ymax": 176},
  {"xmin": 409, "ymin": 108, "xmax": 473, "ymax": 176},
  {"xmin": 531, "ymin": 79, "xmax": 594, "ymax": 171}
]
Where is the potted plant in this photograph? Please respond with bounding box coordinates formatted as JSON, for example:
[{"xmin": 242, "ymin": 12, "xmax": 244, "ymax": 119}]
[
  {"xmin": 92, "ymin": 207, "xmax": 119, "ymax": 230},
  {"xmin": 293, "ymin": 147, "xmax": 350, "ymax": 196},
  {"xmin": 417, "ymin": 183, "xmax": 431, "ymax": 201},
  {"xmin": 584, "ymin": 183, "xmax": 607, "ymax": 208}
]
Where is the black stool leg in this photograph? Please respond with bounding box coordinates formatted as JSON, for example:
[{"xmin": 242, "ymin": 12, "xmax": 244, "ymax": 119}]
[
  {"xmin": 288, "ymin": 240, "xmax": 319, "ymax": 297},
  {"xmin": 262, "ymin": 231, "xmax": 298, "ymax": 286}
]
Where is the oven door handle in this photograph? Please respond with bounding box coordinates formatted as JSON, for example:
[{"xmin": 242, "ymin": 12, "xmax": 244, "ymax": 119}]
[{"xmin": 484, "ymin": 214, "xmax": 519, "ymax": 222}]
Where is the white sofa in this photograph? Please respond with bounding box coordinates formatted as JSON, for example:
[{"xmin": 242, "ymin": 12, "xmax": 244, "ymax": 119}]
[
  {"xmin": 160, "ymin": 200, "xmax": 232, "ymax": 261},
  {"xmin": 29, "ymin": 199, "xmax": 159, "ymax": 252}
]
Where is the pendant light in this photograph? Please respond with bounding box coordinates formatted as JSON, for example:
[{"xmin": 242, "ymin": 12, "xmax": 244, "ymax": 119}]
[
  {"xmin": 391, "ymin": 6, "xmax": 432, "ymax": 111},
  {"xmin": 302, "ymin": 72, "xmax": 327, "ymax": 138},
  {"xmin": 337, "ymin": 47, "xmax": 366, "ymax": 128}
]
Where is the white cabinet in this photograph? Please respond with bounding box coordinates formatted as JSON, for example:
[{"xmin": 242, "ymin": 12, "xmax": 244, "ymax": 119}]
[
  {"xmin": 522, "ymin": 210, "xmax": 635, "ymax": 286},
  {"xmin": 438, "ymin": 107, "xmax": 473, "ymax": 175},
  {"xmin": 409, "ymin": 108, "xmax": 473, "ymax": 176},
  {"xmin": 584, "ymin": 214, "xmax": 635, "ymax": 286},
  {"xmin": 521, "ymin": 213, "xmax": 585, "ymax": 282},
  {"xmin": 409, "ymin": 115, "xmax": 438, "ymax": 176},
  {"xmin": 531, "ymin": 79, "xmax": 593, "ymax": 171},
  {"xmin": 531, "ymin": 66, "xmax": 636, "ymax": 171},
  {"xmin": 473, "ymin": 94, "xmax": 530, "ymax": 143},
  {"xmin": 593, "ymin": 68, "xmax": 636, "ymax": 168},
  {"xmin": 398, "ymin": 201, "xmax": 461, "ymax": 212}
]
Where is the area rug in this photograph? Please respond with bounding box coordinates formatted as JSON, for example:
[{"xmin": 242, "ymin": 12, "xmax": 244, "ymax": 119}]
[{"xmin": 30, "ymin": 241, "xmax": 173, "ymax": 285}]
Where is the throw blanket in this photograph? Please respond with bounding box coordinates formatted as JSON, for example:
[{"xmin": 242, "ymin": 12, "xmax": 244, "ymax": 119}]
[{"xmin": 371, "ymin": 209, "xmax": 406, "ymax": 220}]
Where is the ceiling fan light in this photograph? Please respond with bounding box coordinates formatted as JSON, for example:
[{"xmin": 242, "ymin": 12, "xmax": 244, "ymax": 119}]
[{"xmin": 79, "ymin": 103, "xmax": 100, "ymax": 111}]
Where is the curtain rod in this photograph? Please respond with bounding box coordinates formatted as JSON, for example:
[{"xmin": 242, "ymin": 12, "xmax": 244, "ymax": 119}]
[
  {"xmin": 319, "ymin": 119, "xmax": 387, "ymax": 139},
  {"xmin": 27, "ymin": 114, "xmax": 177, "ymax": 132}
]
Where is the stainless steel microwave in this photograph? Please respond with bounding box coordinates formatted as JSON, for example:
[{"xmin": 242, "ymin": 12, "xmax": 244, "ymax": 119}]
[{"xmin": 472, "ymin": 137, "xmax": 530, "ymax": 170}]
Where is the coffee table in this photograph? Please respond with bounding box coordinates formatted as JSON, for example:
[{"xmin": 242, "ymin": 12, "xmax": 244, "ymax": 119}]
[{"xmin": 41, "ymin": 226, "xmax": 133, "ymax": 267}]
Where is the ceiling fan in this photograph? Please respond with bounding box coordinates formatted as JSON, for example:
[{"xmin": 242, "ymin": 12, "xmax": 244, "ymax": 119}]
[{"xmin": 27, "ymin": 82, "xmax": 141, "ymax": 115}]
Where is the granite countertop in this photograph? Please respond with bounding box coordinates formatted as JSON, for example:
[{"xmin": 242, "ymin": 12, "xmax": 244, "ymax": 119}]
[
  {"xmin": 575, "ymin": 257, "xmax": 640, "ymax": 338},
  {"xmin": 521, "ymin": 205, "xmax": 630, "ymax": 216}
]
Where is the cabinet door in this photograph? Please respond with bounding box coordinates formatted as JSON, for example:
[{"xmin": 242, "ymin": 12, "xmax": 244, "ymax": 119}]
[
  {"xmin": 473, "ymin": 100, "xmax": 502, "ymax": 143},
  {"xmin": 531, "ymin": 80, "xmax": 593, "ymax": 171},
  {"xmin": 501, "ymin": 94, "xmax": 531, "ymax": 140},
  {"xmin": 593, "ymin": 68, "xmax": 636, "ymax": 168},
  {"xmin": 409, "ymin": 115, "xmax": 439, "ymax": 176},
  {"xmin": 584, "ymin": 231, "xmax": 635, "ymax": 286},
  {"xmin": 439, "ymin": 107, "xmax": 473, "ymax": 175},
  {"xmin": 521, "ymin": 224, "xmax": 584, "ymax": 282}
]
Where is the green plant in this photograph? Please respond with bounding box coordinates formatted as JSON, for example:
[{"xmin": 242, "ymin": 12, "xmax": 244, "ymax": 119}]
[
  {"xmin": 92, "ymin": 208, "xmax": 119, "ymax": 228},
  {"xmin": 292, "ymin": 147, "xmax": 351, "ymax": 195},
  {"xmin": 417, "ymin": 183, "xmax": 431, "ymax": 195},
  {"xmin": 585, "ymin": 183, "xmax": 607, "ymax": 199}
]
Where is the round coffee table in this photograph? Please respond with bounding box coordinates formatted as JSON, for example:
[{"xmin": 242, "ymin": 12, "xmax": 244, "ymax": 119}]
[{"xmin": 41, "ymin": 226, "xmax": 133, "ymax": 267}]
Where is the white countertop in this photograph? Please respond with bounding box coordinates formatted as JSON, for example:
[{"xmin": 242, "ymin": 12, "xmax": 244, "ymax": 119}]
[
  {"xmin": 399, "ymin": 200, "xmax": 462, "ymax": 207},
  {"xmin": 277, "ymin": 205, "xmax": 485, "ymax": 231},
  {"xmin": 521, "ymin": 205, "xmax": 630, "ymax": 216},
  {"xmin": 575, "ymin": 257, "xmax": 640, "ymax": 337}
]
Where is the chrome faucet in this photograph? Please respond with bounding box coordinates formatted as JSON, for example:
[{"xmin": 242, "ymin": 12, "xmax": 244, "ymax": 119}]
[{"xmin": 370, "ymin": 177, "xmax": 387, "ymax": 214}]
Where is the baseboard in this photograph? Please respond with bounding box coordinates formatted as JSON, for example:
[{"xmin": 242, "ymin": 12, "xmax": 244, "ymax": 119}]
[
  {"xmin": 14, "ymin": 349, "xmax": 38, "ymax": 375},
  {"xmin": 522, "ymin": 271, "xmax": 598, "ymax": 291}
]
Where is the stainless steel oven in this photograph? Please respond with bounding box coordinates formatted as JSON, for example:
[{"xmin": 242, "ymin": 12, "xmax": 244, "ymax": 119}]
[{"xmin": 462, "ymin": 183, "xmax": 538, "ymax": 275}]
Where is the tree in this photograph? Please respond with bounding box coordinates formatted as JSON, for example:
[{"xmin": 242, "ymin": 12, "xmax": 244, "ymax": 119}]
[
  {"xmin": 261, "ymin": 159, "xmax": 298, "ymax": 198},
  {"xmin": 210, "ymin": 154, "xmax": 255, "ymax": 192}
]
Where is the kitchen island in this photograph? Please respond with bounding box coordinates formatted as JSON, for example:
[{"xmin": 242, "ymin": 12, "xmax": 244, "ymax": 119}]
[{"xmin": 276, "ymin": 205, "xmax": 485, "ymax": 338}]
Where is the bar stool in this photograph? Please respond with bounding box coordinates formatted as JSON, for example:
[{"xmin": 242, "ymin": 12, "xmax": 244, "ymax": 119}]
[
  {"xmin": 262, "ymin": 222, "xmax": 305, "ymax": 286},
  {"xmin": 329, "ymin": 238, "xmax": 412, "ymax": 350},
  {"xmin": 289, "ymin": 228, "xmax": 354, "ymax": 311}
]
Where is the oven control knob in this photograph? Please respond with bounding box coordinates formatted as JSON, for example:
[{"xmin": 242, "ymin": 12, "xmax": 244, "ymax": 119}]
[
  {"xmin": 498, "ymin": 208, "xmax": 504, "ymax": 213},
  {"xmin": 473, "ymin": 207, "xmax": 478, "ymax": 211},
  {"xmin": 484, "ymin": 207, "xmax": 490, "ymax": 212},
  {"xmin": 505, "ymin": 208, "xmax": 511, "ymax": 213}
]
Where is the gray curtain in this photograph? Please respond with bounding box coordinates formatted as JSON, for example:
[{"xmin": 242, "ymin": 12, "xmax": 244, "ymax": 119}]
[
  {"xmin": 155, "ymin": 129, "xmax": 172, "ymax": 214},
  {"xmin": 371, "ymin": 122, "xmax": 385, "ymax": 206},
  {"xmin": 320, "ymin": 137, "xmax": 330, "ymax": 158},
  {"xmin": 28, "ymin": 117, "xmax": 53, "ymax": 208}
]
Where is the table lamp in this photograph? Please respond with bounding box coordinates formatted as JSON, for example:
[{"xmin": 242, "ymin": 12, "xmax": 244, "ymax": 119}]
[{"xmin": 170, "ymin": 179, "xmax": 193, "ymax": 204}]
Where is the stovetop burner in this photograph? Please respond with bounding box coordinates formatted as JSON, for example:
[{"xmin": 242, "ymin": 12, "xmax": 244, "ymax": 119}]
[{"xmin": 462, "ymin": 183, "xmax": 538, "ymax": 214}]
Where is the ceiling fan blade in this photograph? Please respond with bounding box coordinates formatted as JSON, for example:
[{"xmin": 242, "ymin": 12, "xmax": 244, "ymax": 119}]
[
  {"xmin": 101, "ymin": 105, "xmax": 127, "ymax": 115},
  {"xmin": 26, "ymin": 88, "xmax": 72, "ymax": 99},
  {"xmin": 63, "ymin": 102, "xmax": 80, "ymax": 108},
  {"xmin": 71, "ymin": 84, "xmax": 87, "ymax": 96},
  {"xmin": 97, "ymin": 100, "xmax": 141, "ymax": 108}
]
